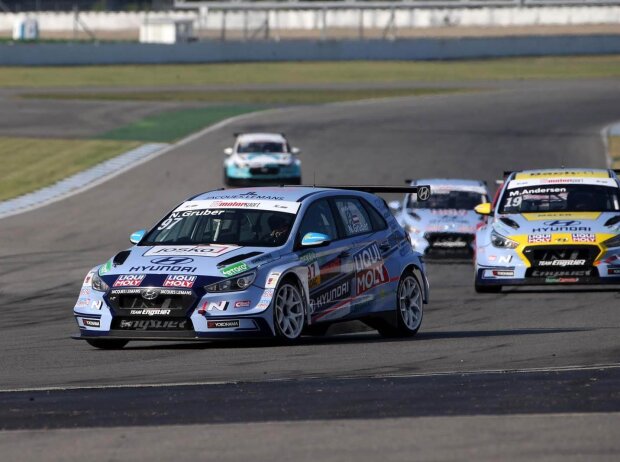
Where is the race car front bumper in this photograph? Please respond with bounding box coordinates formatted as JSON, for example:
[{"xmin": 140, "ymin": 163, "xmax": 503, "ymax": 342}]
[{"xmin": 475, "ymin": 266, "xmax": 620, "ymax": 286}]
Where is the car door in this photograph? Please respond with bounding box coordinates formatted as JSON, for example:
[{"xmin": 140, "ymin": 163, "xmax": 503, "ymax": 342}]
[
  {"xmin": 331, "ymin": 196, "xmax": 396, "ymax": 315},
  {"xmin": 296, "ymin": 198, "xmax": 351, "ymax": 322}
]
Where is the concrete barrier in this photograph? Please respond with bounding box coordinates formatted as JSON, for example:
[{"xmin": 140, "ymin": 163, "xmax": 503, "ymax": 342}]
[{"xmin": 2, "ymin": 35, "xmax": 620, "ymax": 65}]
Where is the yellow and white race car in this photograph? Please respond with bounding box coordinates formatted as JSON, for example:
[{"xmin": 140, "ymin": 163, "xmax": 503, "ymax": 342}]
[{"xmin": 473, "ymin": 168, "xmax": 620, "ymax": 292}]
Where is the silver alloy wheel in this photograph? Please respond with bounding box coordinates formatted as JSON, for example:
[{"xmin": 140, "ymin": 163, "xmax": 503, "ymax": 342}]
[
  {"xmin": 398, "ymin": 275, "xmax": 423, "ymax": 331},
  {"xmin": 274, "ymin": 283, "xmax": 305, "ymax": 339}
]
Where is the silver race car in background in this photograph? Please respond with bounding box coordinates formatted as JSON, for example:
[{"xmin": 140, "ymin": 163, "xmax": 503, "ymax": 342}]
[{"xmin": 391, "ymin": 179, "xmax": 490, "ymax": 256}]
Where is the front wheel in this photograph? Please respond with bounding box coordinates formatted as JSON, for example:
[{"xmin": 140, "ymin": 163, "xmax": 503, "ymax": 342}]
[
  {"xmin": 85, "ymin": 339, "xmax": 129, "ymax": 350},
  {"xmin": 377, "ymin": 272, "xmax": 424, "ymax": 337},
  {"xmin": 273, "ymin": 280, "xmax": 306, "ymax": 342}
]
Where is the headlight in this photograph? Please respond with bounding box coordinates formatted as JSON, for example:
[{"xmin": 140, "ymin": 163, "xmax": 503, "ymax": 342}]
[
  {"xmin": 91, "ymin": 271, "xmax": 110, "ymax": 292},
  {"xmin": 603, "ymin": 234, "xmax": 620, "ymax": 248},
  {"xmin": 490, "ymin": 230, "xmax": 518, "ymax": 249},
  {"xmin": 205, "ymin": 271, "xmax": 256, "ymax": 293}
]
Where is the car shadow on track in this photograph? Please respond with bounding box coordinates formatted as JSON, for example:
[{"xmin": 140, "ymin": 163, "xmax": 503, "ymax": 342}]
[{"xmin": 122, "ymin": 327, "xmax": 587, "ymax": 350}]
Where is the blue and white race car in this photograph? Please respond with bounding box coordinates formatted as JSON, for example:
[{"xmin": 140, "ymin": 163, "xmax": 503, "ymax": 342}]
[
  {"xmin": 391, "ymin": 179, "xmax": 489, "ymax": 256},
  {"xmin": 223, "ymin": 133, "xmax": 302, "ymax": 186},
  {"xmin": 74, "ymin": 185, "xmax": 430, "ymax": 349},
  {"xmin": 474, "ymin": 168, "xmax": 620, "ymax": 292}
]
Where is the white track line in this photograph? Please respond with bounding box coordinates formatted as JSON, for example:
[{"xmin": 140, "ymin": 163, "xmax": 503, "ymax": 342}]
[{"xmin": 2, "ymin": 362, "xmax": 619, "ymax": 394}]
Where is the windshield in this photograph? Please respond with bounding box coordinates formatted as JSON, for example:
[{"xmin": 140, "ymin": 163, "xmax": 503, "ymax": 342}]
[
  {"xmin": 407, "ymin": 190, "xmax": 487, "ymax": 211},
  {"xmin": 499, "ymin": 184, "xmax": 620, "ymax": 214},
  {"xmin": 237, "ymin": 141, "xmax": 287, "ymax": 154},
  {"xmin": 142, "ymin": 209, "xmax": 295, "ymax": 247}
]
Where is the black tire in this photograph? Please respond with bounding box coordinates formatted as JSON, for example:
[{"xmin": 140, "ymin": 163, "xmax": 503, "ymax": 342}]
[
  {"xmin": 85, "ymin": 339, "xmax": 129, "ymax": 350},
  {"xmin": 475, "ymin": 283, "xmax": 502, "ymax": 293},
  {"xmin": 272, "ymin": 278, "xmax": 306, "ymax": 343},
  {"xmin": 377, "ymin": 271, "xmax": 424, "ymax": 338},
  {"xmin": 303, "ymin": 323, "xmax": 330, "ymax": 337}
]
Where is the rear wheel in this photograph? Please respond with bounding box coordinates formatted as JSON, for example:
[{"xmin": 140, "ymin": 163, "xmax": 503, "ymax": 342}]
[
  {"xmin": 273, "ymin": 280, "xmax": 306, "ymax": 342},
  {"xmin": 377, "ymin": 272, "xmax": 424, "ymax": 337},
  {"xmin": 85, "ymin": 339, "xmax": 129, "ymax": 350}
]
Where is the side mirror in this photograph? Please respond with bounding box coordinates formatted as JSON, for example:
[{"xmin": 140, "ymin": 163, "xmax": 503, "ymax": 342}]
[
  {"xmin": 301, "ymin": 232, "xmax": 331, "ymax": 248},
  {"xmin": 224, "ymin": 147, "xmax": 234, "ymax": 156},
  {"xmin": 291, "ymin": 147, "xmax": 301, "ymax": 155},
  {"xmin": 388, "ymin": 201, "xmax": 402, "ymax": 213},
  {"xmin": 130, "ymin": 229, "xmax": 146, "ymax": 244},
  {"xmin": 474, "ymin": 203, "xmax": 493, "ymax": 216}
]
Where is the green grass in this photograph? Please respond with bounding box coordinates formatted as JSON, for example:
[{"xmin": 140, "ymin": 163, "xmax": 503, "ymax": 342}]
[
  {"xmin": 3, "ymin": 56, "xmax": 620, "ymax": 88},
  {"xmin": 0, "ymin": 137, "xmax": 140, "ymax": 201},
  {"xmin": 23, "ymin": 88, "xmax": 463, "ymax": 104},
  {"xmin": 100, "ymin": 106, "xmax": 261, "ymax": 142}
]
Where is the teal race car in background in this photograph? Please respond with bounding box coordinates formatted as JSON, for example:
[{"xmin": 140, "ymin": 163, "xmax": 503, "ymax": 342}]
[{"xmin": 223, "ymin": 132, "xmax": 302, "ymax": 186}]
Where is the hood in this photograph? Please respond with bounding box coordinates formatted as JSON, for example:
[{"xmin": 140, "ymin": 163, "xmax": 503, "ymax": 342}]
[
  {"xmin": 404, "ymin": 208, "xmax": 483, "ymax": 234},
  {"xmin": 236, "ymin": 153, "xmax": 293, "ymax": 166},
  {"xmin": 98, "ymin": 244, "xmax": 283, "ymax": 286},
  {"xmin": 493, "ymin": 211, "xmax": 620, "ymax": 243}
]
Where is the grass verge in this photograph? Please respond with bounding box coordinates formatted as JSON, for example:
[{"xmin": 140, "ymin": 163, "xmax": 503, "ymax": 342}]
[
  {"xmin": 0, "ymin": 137, "xmax": 140, "ymax": 201},
  {"xmin": 3, "ymin": 56, "xmax": 620, "ymax": 88},
  {"xmin": 23, "ymin": 88, "xmax": 462, "ymax": 104},
  {"xmin": 100, "ymin": 106, "xmax": 260, "ymax": 142}
]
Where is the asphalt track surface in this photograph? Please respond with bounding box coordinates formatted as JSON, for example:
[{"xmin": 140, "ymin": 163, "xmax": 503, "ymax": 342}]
[{"xmin": 2, "ymin": 80, "xmax": 620, "ymax": 459}]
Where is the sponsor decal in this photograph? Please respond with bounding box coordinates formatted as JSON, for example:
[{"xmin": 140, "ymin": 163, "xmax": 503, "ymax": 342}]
[
  {"xmin": 308, "ymin": 261, "xmax": 321, "ymax": 289},
  {"xmin": 113, "ymin": 274, "xmax": 145, "ymax": 287},
  {"xmin": 79, "ymin": 288, "xmax": 91, "ymax": 297},
  {"xmin": 430, "ymin": 209, "xmax": 468, "ymax": 216},
  {"xmin": 310, "ymin": 278, "xmax": 352, "ymax": 312},
  {"xmin": 144, "ymin": 245, "xmax": 238, "ymax": 258},
  {"xmin": 119, "ymin": 319, "xmax": 187, "ymax": 330},
  {"xmin": 532, "ymin": 223, "xmax": 592, "ymax": 233},
  {"xmin": 528, "ymin": 234, "xmax": 552, "ymax": 243},
  {"xmin": 130, "ymin": 265, "xmax": 196, "ymax": 273},
  {"xmin": 99, "ymin": 260, "xmax": 113, "ymax": 275},
  {"xmin": 110, "ymin": 288, "xmax": 192, "ymax": 296},
  {"xmin": 299, "ymin": 250, "xmax": 317, "ymax": 265},
  {"xmin": 531, "ymin": 269, "xmax": 592, "ymax": 277},
  {"xmin": 498, "ymin": 255, "xmax": 512, "ymax": 264},
  {"xmin": 221, "ymin": 261, "xmax": 249, "ymax": 277},
  {"xmin": 91, "ymin": 300, "xmax": 102, "ymax": 310},
  {"xmin": 76, "ymin": 298, "xmax": 90, "ymax": 308},
  {"xmin": 545, "ymin": 277, "xmax": 580, "ymax": 283},
  {"xmin": 175, "ymin": 199, "xmax": 300, "ymax": 214},
  {"xmin": 151, "ymin": 257, "xmax": 194, "ymax": 265},
  {"xmin": 163, "ymin": 274, "xmax": 197, "ymax": 288},
  {"xmin": 572, "ymin": 233, "xmax": 596, "ymax": 243},
  {"xmin": 130, "ymin": 309, "xmax": 172, "ymax": 316},
  {"xmin": 508, "ymin": 187, "xmax": 567, "ymax": 197},
  {"xmin": 83, "ymin": 272, "xmax": 94, "ymax": 286},
  {"xmin": 538, "ymin": 259, "xmax": 586, "ymax": 267},
  {"xmin": 198, "ymin": 301, "xmax": 229, "ymax": 314},
  {"xmin": 234, "ymin": 300, "xmax": 251, "ymax": 308},
  {"xmin": 266, "ymin": 272, "xmax": 281, "ymax": 289},
  {"xmin": 207, "ymin": 320, "xmax": 240, "ymax": 329},
  {"xmin": 353, "ymin": 243, "xmax": 389, "ymax": 295},
  {"xmin": 492, "ymin": 270, "xmax": 514, "ymax": 277},
  {"xmin": 607, "ymin": 267, "xmax": 620, "ymax": 275},
  {"xmin": 82, "ymin": 318, "xmax": 100, "ymax": 328}
]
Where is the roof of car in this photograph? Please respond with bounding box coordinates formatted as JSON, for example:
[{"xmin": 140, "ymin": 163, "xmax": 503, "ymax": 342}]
[
  {"xmin": 235, "ymin": 133, "xmax": 287, "ymax": 143},
  {"xmin": 512, "ymin": 168, "xmax": 612, "ymax": 180}
]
